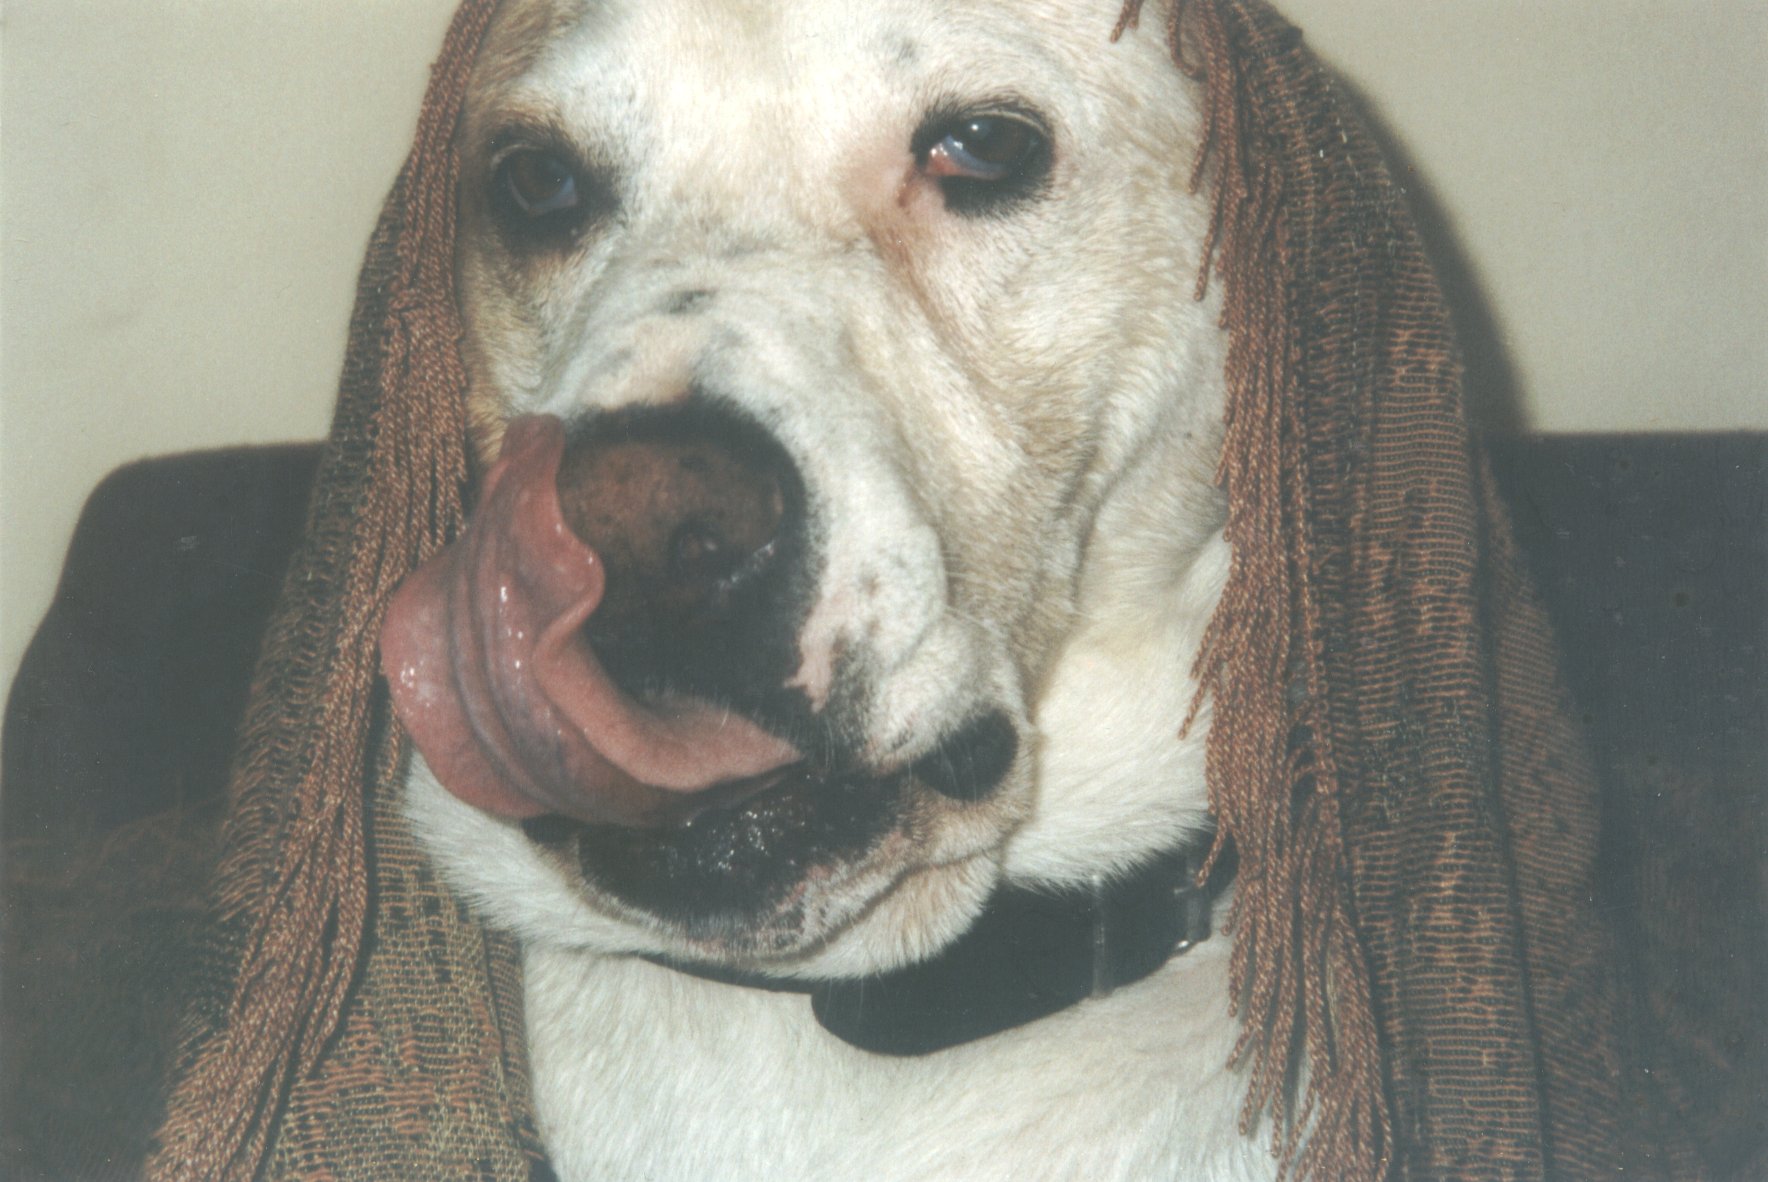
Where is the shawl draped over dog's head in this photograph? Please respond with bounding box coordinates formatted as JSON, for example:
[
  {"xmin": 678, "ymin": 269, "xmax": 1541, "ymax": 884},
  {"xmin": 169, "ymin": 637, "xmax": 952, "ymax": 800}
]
[{"xmin": 139, "ymin": 1, "xmax": 1693, "ymax": 1178}]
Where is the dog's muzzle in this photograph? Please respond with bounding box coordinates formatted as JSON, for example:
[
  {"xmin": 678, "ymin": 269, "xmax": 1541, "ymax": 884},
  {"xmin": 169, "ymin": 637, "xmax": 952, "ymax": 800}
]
[
  {"xmin": 380, "ymin": 406, "xmax": 810, "ymax": 827},
  {"xmin": 384, "ymin": 401, "xmax": 1020, "ymax": 932}
]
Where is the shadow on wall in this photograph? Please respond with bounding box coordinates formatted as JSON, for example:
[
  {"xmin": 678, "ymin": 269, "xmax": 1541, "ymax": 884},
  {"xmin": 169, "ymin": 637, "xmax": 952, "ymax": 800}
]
[{"xmin": 1336, "ymin": 77, "xmax": 1527, "ymax": 437}]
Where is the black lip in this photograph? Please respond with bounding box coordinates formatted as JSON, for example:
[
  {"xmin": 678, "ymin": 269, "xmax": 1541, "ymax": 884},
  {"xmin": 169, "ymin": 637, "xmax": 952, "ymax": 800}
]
[
  {"xmin": 519, "ymin": 708, "xmax": 1020, "ymax": 939},
  {"xmin": 522, "ymin": 762, "xmax": 907, "ymax": 940}
]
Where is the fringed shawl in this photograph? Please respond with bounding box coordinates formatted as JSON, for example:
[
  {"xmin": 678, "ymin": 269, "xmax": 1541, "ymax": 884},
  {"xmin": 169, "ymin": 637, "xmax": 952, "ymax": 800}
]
[
  {"xmin": 148, "ymin": 2, "xmax": 545, "ymax": 1176},
  {"xmin": 1121, "ymin": 4, "xmax": 1687, "ymax": 1178},
  {"xmin": 142, "ymin": 1, "xmax": 1685, "ymax": 1179}
]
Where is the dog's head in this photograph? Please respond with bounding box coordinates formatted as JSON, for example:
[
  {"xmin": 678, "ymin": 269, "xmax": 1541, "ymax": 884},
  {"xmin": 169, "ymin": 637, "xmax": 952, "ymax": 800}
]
[{"xmin": 392, "ymin": 0, "xmax": 1230, "ymax": 975}]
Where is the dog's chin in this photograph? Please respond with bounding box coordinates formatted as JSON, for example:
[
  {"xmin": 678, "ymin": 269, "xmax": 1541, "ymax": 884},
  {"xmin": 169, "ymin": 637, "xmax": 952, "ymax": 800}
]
[{"xmin": 405, "ymin": 754, "xmax": 1013, "ymax": 970}]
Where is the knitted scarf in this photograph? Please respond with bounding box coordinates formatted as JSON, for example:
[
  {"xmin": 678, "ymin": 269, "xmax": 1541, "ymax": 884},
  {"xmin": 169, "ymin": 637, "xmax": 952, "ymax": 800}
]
[{"xmin": 144, "ymin": 1, "xmax": 1684, "ymax": 1179}]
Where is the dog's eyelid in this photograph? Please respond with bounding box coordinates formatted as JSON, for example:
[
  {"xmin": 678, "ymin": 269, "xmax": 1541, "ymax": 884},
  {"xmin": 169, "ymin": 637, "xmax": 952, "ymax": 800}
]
[
  {"xmin": 484, "ymin": 123, "xmax": 616, "ymax": 188},
  {"xmin": 910, "ymin": 101, "xmax": 1050, "ymax": 157},
  {"xmin": 488, "ymin": 139, "xmax": 596, "ymax": 182}
]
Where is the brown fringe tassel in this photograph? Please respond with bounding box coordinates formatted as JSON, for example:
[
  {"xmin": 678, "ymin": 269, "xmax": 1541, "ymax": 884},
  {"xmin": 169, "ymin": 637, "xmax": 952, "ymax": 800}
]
[
  {"xmin": 147, "ymin": 2, "xmax": 500, "ymax": 1177},
  {"xmin": 1115, "ymin": 2, "xmax": 1391, "ymax": 1179}
]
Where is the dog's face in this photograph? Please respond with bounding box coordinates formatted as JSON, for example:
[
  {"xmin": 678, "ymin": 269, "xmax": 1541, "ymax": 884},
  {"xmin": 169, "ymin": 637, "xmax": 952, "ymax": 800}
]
[{"xmin": 402, "ymin": 0, "xmax": 1229, "ymax": 975}]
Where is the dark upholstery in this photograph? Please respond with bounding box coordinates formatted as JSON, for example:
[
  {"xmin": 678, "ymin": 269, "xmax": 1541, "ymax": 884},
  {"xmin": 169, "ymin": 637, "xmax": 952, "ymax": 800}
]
[
  {"xmin": 3, "ymin": 446, "xmax": 320, "ymax": 840},
  {"xmin": 2, "ymin": 433, "xmax": 1763, "ymax": 1177},
  {"xmin": 2, "ymin": 445, "xmax": 318, "ymax": 1180},
  {"xmin": 1490, "ymin": 435, "xmax": 1765, "ymax": 780},
  {"xmin": 1489, "ymin": 435, "xmax": 1766, "ymax": 1179}
]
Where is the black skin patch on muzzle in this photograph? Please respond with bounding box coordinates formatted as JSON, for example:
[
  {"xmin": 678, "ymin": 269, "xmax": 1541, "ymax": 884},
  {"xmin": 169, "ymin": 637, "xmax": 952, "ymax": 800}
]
[
  {"xmin": 523, "ymin": 765, "xmax": 906, "ymax": 940},
  {"xmin": 911, "ymin": 710, "xmax": 1018, "ymax": 802}
]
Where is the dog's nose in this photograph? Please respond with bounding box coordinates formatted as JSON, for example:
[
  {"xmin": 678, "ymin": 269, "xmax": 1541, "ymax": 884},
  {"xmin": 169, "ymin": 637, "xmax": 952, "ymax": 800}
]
[{"xmin": 555, "ymin": 401, "xmax": 808, "ymax": 707}]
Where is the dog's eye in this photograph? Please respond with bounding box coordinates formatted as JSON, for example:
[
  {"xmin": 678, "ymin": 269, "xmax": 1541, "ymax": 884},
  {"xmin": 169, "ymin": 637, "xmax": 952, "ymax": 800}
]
[
  {"xmin": 913, "ymin": 111, "xmax": 1051, "ymax": 216},
  {"xmin": 499, "ymin": 148, "xmax": 581, "ymax": 217},
  {"xmin": 489, "ymin": 145, "xmax": 614, "ymax": 247},
  {"xmin": 927, "ymin": 118, "xmax": 1039, "ymax": 179}
]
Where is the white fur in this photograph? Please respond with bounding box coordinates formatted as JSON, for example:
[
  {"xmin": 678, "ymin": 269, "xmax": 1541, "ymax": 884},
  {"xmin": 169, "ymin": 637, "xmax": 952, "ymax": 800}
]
[{"xmin": 406, "ymin": 0, "xmax": 1274, "ymax": 1176}]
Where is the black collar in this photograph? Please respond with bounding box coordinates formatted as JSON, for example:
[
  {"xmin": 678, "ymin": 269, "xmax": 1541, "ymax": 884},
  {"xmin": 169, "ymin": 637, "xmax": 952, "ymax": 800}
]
[{"xmin": 648, "ymin": 838, "xmax": 1231, "ymax": 1056}]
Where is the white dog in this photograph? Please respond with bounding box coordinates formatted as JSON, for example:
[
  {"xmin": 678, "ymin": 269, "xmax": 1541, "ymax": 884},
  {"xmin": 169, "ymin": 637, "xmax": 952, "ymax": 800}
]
[{"xmin": 391, "ymin": 0, "xmax": 1268, "ymax": 1176}]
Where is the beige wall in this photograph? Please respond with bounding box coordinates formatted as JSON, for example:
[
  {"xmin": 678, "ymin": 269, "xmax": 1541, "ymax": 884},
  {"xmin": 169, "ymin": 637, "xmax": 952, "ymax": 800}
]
[{"xmin": 4, "ymin": 0, "xmax": 1766, "ymax": 687}]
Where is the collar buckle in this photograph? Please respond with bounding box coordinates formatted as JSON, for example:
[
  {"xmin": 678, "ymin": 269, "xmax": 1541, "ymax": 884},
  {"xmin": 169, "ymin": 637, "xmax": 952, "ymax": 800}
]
[{"xmin": 1088, "ymin": 844, "xmax": 1214, "ymax": 1000}]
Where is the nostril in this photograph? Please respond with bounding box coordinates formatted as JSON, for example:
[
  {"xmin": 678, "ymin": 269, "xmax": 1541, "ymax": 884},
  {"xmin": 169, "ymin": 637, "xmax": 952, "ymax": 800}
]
[
  {"xmin": 669, "ymin": 518, "xmax": 747, "ymax": 586},
  {"xmin": 670, "ymin": 518, "xmax": 727, "ymax": 573},
  {"xmin": 913, "ymin": 711, "xmax": 1018, "ymax": 803}
]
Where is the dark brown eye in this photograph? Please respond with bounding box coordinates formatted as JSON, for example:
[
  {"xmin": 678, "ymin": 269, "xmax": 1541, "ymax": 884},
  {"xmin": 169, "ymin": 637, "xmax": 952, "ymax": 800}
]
[
  {"xmin": 913, "ymin": 110, "xmax": 1051, "ymax": 216},
  {"xmin": 925, "ymin": 117, "xmax": 1040, "ymax": 178},
  {"xmin": 499, "ymin": 148, "xmax": 580, "ymax": 217}
]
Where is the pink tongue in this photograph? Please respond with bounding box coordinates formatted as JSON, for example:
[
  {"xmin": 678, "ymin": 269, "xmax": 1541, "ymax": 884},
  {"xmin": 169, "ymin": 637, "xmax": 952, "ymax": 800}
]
[{"xmin": 379, "ymin": 415, "xmax": 801, "ymax": 826}]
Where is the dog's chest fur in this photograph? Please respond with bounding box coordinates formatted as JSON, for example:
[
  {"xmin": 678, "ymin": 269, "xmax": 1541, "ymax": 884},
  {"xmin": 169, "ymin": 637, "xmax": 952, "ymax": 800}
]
[{"xmin": 523, "ymin": 937, "xmax": 1272, "ymax": 1182}]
